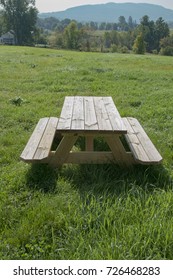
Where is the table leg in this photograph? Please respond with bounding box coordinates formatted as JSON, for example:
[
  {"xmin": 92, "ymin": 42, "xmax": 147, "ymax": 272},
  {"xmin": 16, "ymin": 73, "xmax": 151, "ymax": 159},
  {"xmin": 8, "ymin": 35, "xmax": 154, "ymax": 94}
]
[
  {"xmin": 85, "ymin": 136, "xmax": 94, "ymax": 151},
  {"xmin": 49, "ymin": 134, "xmax": 78, "ymax": 168},
  {"xmin": 105, "ymin": 135, "xmax": 134, "ymax": 165}
]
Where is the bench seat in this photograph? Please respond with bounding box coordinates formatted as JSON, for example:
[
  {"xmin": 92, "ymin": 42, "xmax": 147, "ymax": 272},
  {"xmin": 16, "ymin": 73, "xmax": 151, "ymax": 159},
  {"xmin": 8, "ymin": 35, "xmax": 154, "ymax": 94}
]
[
  {"xmin": 122, "ymin": 117, "xmax": 162, "ymax": 165},
  {"xmin": 20, "ymin": 117, "xmax": 59, "ymax": 163}
]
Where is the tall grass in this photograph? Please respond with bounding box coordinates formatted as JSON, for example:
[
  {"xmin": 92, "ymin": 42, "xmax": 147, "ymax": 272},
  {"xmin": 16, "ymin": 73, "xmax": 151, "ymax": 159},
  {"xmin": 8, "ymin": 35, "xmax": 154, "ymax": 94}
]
[{"xmin": 0, "ymin": 46, "xmax": 173, "ymax": 259}]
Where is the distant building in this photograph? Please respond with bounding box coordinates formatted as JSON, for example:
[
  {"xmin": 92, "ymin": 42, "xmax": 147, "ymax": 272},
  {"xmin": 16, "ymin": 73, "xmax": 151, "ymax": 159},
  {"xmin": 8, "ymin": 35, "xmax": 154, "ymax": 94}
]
[{"xmin": 0, "ymin": 31, "xmax": 15, "ymax": 45}]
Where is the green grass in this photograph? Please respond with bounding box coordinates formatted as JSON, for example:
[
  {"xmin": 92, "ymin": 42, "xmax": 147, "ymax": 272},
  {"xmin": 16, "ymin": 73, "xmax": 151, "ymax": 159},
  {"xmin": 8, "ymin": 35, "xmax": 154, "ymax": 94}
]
[{"xmin": 1, "ymin": 45, "xmax": 173, "ymax": 260}]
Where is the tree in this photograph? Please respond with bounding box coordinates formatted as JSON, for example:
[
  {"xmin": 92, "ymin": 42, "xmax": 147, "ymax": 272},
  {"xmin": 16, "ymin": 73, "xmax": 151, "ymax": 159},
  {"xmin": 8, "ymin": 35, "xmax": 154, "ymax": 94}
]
[
  {"xmin": 89, "ymin": 21, "xmax": 98, "ymax": 30},
  {"xmin": 138, "ymin": 15, "xmax": 155, "ymax": 52},
  {"xmin": 154, "ymin": 17, "xmax": 169, "ymax": 51},
  {"xmin": 0, "ymin": 10, "xmax": 6, "ymax": 35},
  {"xmin": 64, "ymin": 21, "xmax": 79, "ymax": 49},
  {"xmin": 99, "ymin": 22, "xmax": 106, "ymax": 30},
  {"xmin": 110, "ymin": 30, "xmax": 119, "ymax": 46},
  {"xmin": 128, "ymin": 16, "xmax": 133, "ymax": 29},
  {"xmin": 160, "ymin": 34, "xmax": 173, "ymax": 56},
  {"xmin": 118, "ymin": 16, "xmax": 128, "ymax": 31},
  {"xmin": 104, "ymin": 31, "xmax": 111, "ymax": 48},
  {"xmin": 133, "ymin": 33, "xmax": 146, "ymax": 54},
  {"xmin": 136, "ymin": 15, "xmax": 170, "ymax": 52},
  {"xmin": 128, "ymin": 16, "xmax": 137, "ymax": 30},
  {"xmin": 0, "ymin": 0, "xmax": 38, "ymax": 45}
]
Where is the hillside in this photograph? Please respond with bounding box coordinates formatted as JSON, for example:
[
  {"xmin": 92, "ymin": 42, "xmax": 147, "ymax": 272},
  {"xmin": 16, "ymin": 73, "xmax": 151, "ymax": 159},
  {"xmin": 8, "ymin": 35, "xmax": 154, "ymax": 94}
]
[{"xmin": 39, "ymin": 2, "xmax": 173, "ymax": 23}]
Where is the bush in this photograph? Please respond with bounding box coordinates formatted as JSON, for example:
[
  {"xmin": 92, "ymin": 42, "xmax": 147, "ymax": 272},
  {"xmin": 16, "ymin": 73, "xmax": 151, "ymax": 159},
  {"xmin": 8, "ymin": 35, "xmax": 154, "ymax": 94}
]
[
  {"xmin": 111, "ymin": 44, "xmax": 118, "ymax": 53},
  {"xmin": 160, "ymin": 46, "xmax": 173, "ymax": 56},
  {"xmin": 120, "ymin": 46, "xmax": 129, "ymax": 53},
  {"xmin": 152, "ymin": 49, "xmax": 158, "ymax": 55}
]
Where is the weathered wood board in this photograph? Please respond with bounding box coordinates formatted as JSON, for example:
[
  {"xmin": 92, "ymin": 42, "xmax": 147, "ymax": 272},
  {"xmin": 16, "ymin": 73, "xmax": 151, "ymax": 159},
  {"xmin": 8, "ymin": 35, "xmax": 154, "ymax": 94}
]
[
  {"xmin": 57, "ymin": 96, "xmax": 127, "ymax": 134},
  {"xmin": 20, "ymin": 117, "xmax": 59, "ymax": 162},
  {"xmin": 122, "ymin": 117, "xmax": 162, "ymax": 164}
]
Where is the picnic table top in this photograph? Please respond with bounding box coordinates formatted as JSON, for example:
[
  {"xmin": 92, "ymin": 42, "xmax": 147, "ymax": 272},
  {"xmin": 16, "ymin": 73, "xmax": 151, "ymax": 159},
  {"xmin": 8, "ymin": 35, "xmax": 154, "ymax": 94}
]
[{"xmin": 57, "ymin": 96, "xmax": 127, "ymax": 134}]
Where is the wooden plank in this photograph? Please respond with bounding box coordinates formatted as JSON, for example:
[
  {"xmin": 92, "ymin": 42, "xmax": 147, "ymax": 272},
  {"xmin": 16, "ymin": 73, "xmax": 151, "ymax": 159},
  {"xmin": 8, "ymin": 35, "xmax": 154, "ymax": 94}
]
[
  {"xmin": 71, "ymin": 96, "xmax": 84, "ymax": 130},
  {"xmin": 65, "ymin": 151, "xmax": 115, "ymax": 164},
  {"xmin": 49, "ymin": 134, "xmax": 78, "ymax": 167},
  {"xmin": 104, "ymin": 96, "xmax": 127, "ymax": 133},
  {"xmin": 85, "ymin": 136, "xmax": 94, "ymax": 151},
  {"xmin": 34, "ymin": 117, "xmax": 59, "ymax": 160},
  {"xmin": 57, "ymin": 96, "xmax": 74, "ymax": 130},
  {"xmin": 105, "ymin": 135, "xmax": 134, "ymax": 165},
  {"xmin": 84, "ymin": 96, "xmax": 98, "ymax": 130},
  {"xmin": 123, "ymin": 117, "xmax": 162, "ymax": 164},
  {"xmin": 123, "ymin": 117, "xmax": 150, "ymax": 163},
  {"xmin": 58, "ymin": 96, "xmax": 126, "ymax": 134},
  {"xmin": 128, "ymin": 117, "xmax": 162, "ymax": 163},
  {"xmin": 20, "ymin": 118, "xmax": 49, "ymax": 161},
  {"xmin": 93, "ymin": 97, "xmax": 112, "ymax": 131}
]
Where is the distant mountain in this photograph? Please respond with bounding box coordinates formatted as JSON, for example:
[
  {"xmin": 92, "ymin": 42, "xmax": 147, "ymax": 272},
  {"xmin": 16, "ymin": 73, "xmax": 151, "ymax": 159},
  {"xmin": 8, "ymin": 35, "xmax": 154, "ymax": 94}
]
[{"xmin": 39, "ymin": 3, "xmax": 173, "ymax": 23}]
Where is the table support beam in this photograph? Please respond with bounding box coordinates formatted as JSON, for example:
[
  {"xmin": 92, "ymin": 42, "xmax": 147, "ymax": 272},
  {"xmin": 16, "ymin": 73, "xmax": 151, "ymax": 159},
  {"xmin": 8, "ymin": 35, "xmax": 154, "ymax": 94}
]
[
  {"xmin": 105, "ymin": 135, "xmax": 134, "ymax": 166},
  {"xmin": 49, "ymin": 134, "xmax": 78, "ymax": 167},
  {"xmin": 85, "ymin": 136, "xmax": 94, "ymax": 151}
]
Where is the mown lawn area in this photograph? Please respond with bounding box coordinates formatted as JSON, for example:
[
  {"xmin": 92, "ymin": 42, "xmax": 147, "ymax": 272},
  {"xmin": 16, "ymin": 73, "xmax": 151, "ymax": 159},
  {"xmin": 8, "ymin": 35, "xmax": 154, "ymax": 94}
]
[{"xmin": 0, "ymin": 45, "xmax": 173, "ymax": 259}]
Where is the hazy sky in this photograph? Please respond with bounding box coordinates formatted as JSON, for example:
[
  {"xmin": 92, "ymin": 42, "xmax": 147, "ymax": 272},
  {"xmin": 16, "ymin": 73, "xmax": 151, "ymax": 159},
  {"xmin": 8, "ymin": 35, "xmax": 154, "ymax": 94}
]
[{"xmin": 35, "ymin": 1, "xmax": 173, "ymax": 13}]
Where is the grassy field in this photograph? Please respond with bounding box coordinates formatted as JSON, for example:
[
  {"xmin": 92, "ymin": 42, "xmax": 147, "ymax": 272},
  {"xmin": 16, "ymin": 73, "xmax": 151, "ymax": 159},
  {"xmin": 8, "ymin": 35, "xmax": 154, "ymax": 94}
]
[{"xmin": 0, "ymin": 45, "xmax": 173, "ymax": 260}]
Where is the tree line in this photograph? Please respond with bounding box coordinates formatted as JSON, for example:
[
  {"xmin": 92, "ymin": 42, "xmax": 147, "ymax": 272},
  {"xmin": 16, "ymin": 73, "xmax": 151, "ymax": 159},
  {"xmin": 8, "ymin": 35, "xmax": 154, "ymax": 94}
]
[
  {"xmin": 0, "ymin": 0, "xmax": 173, "ymax": 55},
  {"xmin": 37, "ymin": 15, "xmax": 137, "ymax": 32},
  {"xmin": 40, "ymin": 15, "xmax": 172, "ymax": 55}
]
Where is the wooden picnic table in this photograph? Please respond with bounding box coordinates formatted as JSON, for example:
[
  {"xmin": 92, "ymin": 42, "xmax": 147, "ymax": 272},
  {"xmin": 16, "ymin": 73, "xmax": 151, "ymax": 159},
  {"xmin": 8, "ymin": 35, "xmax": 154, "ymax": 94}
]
[{"xmin": 20, "ymin": 96, "xmax": 163, "ymax": 167}]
